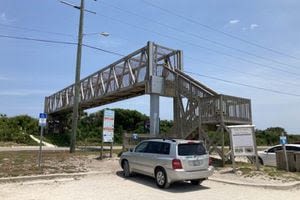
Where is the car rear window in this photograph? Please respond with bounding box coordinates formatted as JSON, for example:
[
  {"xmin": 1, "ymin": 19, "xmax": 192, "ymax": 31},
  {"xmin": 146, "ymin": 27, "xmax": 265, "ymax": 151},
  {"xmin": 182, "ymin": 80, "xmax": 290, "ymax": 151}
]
[
  {"xmin": 178, "ymin": 143, "xmax": 206, "ymax": 156},
  {"xmin": 146, "ymin": 142, "xmax": 170, "ymax": 154}
]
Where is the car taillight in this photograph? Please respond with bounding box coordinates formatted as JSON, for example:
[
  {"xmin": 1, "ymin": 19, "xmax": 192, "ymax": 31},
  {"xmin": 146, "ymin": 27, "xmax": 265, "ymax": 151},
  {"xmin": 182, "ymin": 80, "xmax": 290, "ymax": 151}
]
[
  {"xmin": 172, "ymin": 159, "xmax": 182, "ymax": 170},
  {"xmin": 209, "ymin": 157, "xmax": 212, "ymax": 166}
]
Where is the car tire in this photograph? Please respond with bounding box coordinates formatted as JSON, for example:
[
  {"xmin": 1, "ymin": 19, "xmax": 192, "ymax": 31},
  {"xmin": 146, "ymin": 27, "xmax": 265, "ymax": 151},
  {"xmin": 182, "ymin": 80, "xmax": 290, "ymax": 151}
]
[
  {"xmin": 258, "ymin": 157, "xmax": 264, "ymax": 165},
  {"xmin": 123, "ymin": 160, "xmax": 132, "ymax": 177},
  {"xmin": 190, "ymin": 179, "xmax": 204, "ymax": 185},
  {"xmin": 155, "ymin": 168, "xmax": 170, "ymax": 189}
]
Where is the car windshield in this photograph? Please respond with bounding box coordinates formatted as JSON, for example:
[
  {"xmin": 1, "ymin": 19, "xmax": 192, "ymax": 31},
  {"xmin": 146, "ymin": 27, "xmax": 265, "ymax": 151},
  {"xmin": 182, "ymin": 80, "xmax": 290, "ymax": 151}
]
[{"xmin": 178, "ymin": 143, "xmax": 206, "ymax": 156}]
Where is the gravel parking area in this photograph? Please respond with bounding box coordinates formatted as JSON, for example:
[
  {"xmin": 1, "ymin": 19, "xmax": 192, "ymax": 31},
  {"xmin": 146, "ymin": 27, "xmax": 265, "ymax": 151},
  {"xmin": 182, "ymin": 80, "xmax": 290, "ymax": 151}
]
[
  {"xmin": 1, "ymin": 172, "xmax": 299, "ymax": 200},
  {"xmin": 1, "ymin": 153, "xmax": 299, "ymax": 200}
]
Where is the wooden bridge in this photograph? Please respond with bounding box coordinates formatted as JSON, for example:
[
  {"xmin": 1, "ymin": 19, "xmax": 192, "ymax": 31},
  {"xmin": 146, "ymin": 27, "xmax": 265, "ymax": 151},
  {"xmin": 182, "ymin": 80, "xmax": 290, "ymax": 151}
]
[{"xmin": 45, "ymin": 42, "xmax": 252, "ymax": 141}]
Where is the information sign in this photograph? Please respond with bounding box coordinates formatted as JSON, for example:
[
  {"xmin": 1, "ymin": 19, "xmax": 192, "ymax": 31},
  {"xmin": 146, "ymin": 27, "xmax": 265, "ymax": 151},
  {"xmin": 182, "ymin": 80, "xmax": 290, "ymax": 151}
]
[
  {"xmin": 228, "ymin": 125, "xmax": 256, "ymax": 156},
  {"xmin": 102, "ymin": 109, "xmax": 115, "ymax": 143}
]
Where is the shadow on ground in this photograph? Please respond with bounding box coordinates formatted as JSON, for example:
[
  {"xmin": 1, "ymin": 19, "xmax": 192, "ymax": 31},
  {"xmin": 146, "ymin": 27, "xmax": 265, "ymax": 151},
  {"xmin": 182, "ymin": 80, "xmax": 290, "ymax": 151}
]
[{"xmin": 116, "ymin": 171, "xmax": 210, "ymax": 193}]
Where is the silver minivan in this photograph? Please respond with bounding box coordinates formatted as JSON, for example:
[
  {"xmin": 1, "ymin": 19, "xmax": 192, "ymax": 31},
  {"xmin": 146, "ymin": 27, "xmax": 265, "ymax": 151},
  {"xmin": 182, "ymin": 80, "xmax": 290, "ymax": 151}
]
[{"xmin": 120, "ymin": 139, "xmax": 214, "ymax": 188}]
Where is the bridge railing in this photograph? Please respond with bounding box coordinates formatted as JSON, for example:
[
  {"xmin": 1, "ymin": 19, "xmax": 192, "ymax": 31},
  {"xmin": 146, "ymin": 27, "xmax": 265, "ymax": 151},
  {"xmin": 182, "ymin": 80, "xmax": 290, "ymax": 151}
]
[
  {"xmin": 200, "ymin": 94, "xmax": 252, "ymax": 125},
  {"xmin": 45, "ymin": 42, "xmax": 183, "ymax": 115}
]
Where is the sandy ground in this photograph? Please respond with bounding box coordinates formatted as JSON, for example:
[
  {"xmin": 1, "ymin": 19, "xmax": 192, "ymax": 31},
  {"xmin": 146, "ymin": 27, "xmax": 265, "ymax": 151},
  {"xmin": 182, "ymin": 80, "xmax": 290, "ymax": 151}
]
[
  {"xmin": 1, "ymin": 155, "xmax": 299, "ymax": 200},
  {"xmin": 89, "ymin": 156, "xmax": 300, "ymax": 185},
  {"xmin": 0, "ymin": 172, "xmax": 299, "ymax": 200}
]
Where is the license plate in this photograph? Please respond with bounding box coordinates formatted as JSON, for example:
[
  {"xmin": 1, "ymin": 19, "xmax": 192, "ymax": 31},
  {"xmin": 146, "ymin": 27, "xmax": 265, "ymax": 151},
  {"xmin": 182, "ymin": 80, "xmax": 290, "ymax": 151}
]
[{"xmin": 189, "ymin": 160, "xmax": 202, "ymax": 166}]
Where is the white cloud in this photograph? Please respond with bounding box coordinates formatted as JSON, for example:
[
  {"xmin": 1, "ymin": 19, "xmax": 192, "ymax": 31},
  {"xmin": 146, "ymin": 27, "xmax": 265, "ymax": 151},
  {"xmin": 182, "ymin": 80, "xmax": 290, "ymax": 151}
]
[
  {"xmin": 250, "ymin": 24, "xmax": 259, "ymax": 29},
  {"xmin": 229, "ymin": 19, "xmax": 240, "ymax": 24},
  {"xmin": 0, "ymin": 89, "xmax": 51, "ymax": 96},
  {"xmin": 0, "ymin": 12, "xmax": 15, "ymax": 24}
]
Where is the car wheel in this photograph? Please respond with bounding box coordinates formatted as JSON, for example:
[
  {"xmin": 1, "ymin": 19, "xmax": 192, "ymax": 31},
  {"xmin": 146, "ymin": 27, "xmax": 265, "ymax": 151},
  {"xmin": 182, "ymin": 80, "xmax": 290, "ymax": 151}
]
[
  {"xmin": 190, "ymin": 179, "xmax": 204, "ymax": 185},
  {"xmin": 258, "ymin": 157, "xmax": 264, "ymax": 165},
  {"xmin": 123, "ymin": 160, "xmax": 131, "ymax": 177},
  {"xmin": 155, "ymin": 168, "xmax": 170, "ymax": 189}
]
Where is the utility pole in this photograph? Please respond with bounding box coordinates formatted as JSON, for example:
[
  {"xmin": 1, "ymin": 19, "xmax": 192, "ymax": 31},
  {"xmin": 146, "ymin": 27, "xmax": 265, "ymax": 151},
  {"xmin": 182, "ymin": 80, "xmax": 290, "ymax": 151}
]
[
  {"xmin": 59, "ymin": 0, "xmax": 86, "ymax": 153},
  {"xmin": 59, "ymin": 0, "xmax": 102, "ymax": 153},
  {"xmin": 70, "ymin": 0, "xmax": 84, "ymax": 153}
]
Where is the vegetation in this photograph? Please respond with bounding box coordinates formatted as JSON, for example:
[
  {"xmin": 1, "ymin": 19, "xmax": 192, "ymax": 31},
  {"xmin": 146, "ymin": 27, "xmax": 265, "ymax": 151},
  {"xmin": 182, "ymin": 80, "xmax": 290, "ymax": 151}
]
[
  {"xmin": 208, "ymin": 127, "xmax": 300, "ymax": 146},
  {"xmin": 0, "ymin": 111, "xmax": 299, "ymax": 146},
  {"xmin": 0, "ymin": 114, "xmax": 38, "ymax": 145},
  {"xmin": 235, "ymin": 161, "xmax": 300, "ymax": 181},
  {"xmin": 0, "ymin": 109, "xmax": 173, "ymax": 146},
  {"xmin": 256, "ymin": 127, "xmax": 300, "ymax": 145},
  {"xmin": 0, "ymin": 150, "xmax": 103, "ymax": 177}
]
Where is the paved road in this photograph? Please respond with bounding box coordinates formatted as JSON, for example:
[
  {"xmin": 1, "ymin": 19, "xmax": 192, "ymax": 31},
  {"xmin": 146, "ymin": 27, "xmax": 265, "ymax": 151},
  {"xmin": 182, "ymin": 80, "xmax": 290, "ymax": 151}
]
[{"xmin": 1, "ymin": 173, "xmax": 299, "ymax": 200}]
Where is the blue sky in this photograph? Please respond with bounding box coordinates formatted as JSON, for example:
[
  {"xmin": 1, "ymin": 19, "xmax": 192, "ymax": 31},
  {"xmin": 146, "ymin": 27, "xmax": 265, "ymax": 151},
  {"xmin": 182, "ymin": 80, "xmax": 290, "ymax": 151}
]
[{"xmin": 0, "ymin": 0, "xmax": 299, "ymax": 134}]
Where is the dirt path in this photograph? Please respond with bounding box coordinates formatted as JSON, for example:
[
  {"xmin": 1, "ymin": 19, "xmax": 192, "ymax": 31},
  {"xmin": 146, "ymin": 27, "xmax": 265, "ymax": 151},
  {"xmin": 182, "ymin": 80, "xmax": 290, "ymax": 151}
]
[{"xmin": 29, "ymin": 135, "xmax": 56, "ymax": 147}]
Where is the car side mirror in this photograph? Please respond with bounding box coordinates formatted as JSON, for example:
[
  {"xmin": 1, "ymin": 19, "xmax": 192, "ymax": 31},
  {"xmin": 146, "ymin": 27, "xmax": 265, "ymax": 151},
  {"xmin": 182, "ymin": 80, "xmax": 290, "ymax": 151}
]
[{"xmin": 129, "ymin": 148, "xmax": 134, "ymax": 152}]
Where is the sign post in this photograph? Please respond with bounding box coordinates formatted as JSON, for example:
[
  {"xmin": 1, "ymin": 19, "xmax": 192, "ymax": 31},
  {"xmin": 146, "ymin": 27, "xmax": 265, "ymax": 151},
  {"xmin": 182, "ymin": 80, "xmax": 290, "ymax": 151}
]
[
  {"xmin": 227, "ymin": 125, "xmax": 259, "ymax": 172},
  {"xmin": 101, "ymin": 109, "xmax": 115, "ymax": 159},
  {"xmin": 280, "ymin": 133, "xmax": 289, "ymax": 171},
  {"xmin": 38, "ymin": 113, "xmax": 47, "ymax": 169}
]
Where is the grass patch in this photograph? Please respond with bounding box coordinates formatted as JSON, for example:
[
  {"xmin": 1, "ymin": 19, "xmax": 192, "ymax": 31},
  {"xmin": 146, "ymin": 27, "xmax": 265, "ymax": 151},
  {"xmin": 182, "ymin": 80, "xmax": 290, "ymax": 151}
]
[
  {"xmin": 211, "ymin": 157, "xmax": 300, "ymax": 181},
  {"xmin": 0, "ymin": 150, "xmax": 105, "ymax": 178},
  {"xmin": 235, "ymin": 162, "xmax": 300, "ymax": 181}
]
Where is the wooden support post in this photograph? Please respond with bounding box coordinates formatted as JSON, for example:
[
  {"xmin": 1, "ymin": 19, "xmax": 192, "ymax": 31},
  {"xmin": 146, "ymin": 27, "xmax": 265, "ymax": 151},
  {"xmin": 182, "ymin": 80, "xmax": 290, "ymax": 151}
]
[
  {"xmin": 228, "ymin": 126, "xmax": 236, "ymax": 172},
  {"xmin": 110, "ymin": 141, "xmax": 113, "ymax": 158},
  {"xmin": 221, "ymin": 126, "xmax": 225, "ymax": 167},
  {"xmin": 100, "ymin": 132, "xmax": 103, "ymax": 160}
]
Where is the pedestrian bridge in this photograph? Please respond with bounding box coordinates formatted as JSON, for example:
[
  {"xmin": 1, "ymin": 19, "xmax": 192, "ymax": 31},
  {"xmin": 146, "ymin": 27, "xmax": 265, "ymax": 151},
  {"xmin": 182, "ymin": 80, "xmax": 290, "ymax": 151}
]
[{"xmin": 45, "ymin": 42, "xmax": 252, "ymax": 139}]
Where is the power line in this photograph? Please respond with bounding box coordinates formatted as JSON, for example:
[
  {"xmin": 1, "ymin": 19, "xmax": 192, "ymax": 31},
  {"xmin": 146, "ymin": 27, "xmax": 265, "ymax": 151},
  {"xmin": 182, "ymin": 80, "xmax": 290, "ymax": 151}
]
[
  {"xmin": 95, "ymin": 13, "xmax": 300, "ymax": 77},
  {"xmin": 102, "ymin": 2, "xmax": 299, "ymax": 70},
  {"xmin": 0, "ymin": 34, "xmax": 77, "ymax": 45},
  {"xmin": 81, "ymin": 41, "xmax": 300, "ymax": 97},
  {"xmin": 80, "ymin": 41, "xmax": 300, "ymax": 97},
  {"xmin": 83, "ymin": 44, "xmax": 125, "ymax": 57},
  {"xmin": 185, "ymin": 70, "xmax": 300, "ymax": 97},
  {"xmin": 2, "ymin": 10, "xmax": 299, "ymax": 76},
  {"xmin": 141, "ymin": 0, "xmax": 300, "ymax": 61},
  {"xmin": 2, "ymin": 33, "xmax": 299, "ymax": 97},
  {"xmin": 0, "ymin": 23, "xmax": 74, "ymax": 37},
  {"xmin": 0, "ymin": 34, "xmax": 125, "ymax": 57},
  {"xmin": 185, "ymin": 56, "xmax": 300, "ymax": 87}
]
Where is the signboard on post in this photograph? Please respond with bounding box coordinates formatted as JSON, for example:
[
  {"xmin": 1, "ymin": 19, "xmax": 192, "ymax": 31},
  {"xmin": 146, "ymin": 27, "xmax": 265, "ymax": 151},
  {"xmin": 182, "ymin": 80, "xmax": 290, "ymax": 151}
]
[
  {"xmin": 38, "ymin": 113, "xmax": 47, "ymax": 169},
  {"xmin": 280, "ymin": 134, "xmax": 289, "ymax": 171},
  {"xmin": 280, "ymin": 136, "xmax": 287, "ymax": 145},
  {"xmin": 229, "ymin": 125, "xmax": 256, "ymax": 156},
  {"xmin": 39, "ymin": 113, "xmax": 47, "ymax": 127},
  {"xmin": 101, "ymin": 109, "xmax": 115, "ymax": 159},
  {"xmin": 227, "ymin": 125, "xmax": 259, "ymax": 171},
  {"xmin": 102, "ymin": 109, "xmax": 115, "ymax": 143}
]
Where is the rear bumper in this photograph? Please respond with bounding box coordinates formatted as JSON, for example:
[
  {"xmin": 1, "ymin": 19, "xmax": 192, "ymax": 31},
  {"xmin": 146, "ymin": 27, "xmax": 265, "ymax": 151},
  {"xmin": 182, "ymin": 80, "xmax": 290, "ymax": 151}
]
[{"xmin": 166, "ymin": 166, "xmax": 214, "ymax": 183}]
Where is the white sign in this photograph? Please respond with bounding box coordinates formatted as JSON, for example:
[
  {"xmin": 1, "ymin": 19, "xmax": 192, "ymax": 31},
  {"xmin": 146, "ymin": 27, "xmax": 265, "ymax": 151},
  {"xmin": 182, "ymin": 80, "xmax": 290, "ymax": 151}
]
[
  {"xmin": 228, "ymin": 125, "xmax": 256, "ymax": 156},
  {"xmin": 102, "ymin": 109, "xmax": 115, "ymax": 143},
  {"xmin": 39, "ymin": 113, "xmax": 47, "ymax": 127},
  {"xmin": 103, "ymin": 129, "xmax": 114, "ymax": 143}
]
